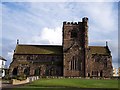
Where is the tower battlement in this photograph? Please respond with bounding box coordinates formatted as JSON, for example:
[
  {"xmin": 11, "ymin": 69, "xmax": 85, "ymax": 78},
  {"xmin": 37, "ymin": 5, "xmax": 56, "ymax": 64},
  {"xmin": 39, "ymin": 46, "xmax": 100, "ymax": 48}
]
[
  {"xmin": 63, "ymin": 17, "xmax": 88, "ymax": 25},
  {"xmin": 63, "ymin": 21, "xmax": 80, "ymax": 25}
]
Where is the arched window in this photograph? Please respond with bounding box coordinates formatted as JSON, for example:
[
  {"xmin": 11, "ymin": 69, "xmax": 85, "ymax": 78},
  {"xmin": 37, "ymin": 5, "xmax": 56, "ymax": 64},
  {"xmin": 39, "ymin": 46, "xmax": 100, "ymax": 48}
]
[
  {"xmin": 104, "ymin": 58, "xmax": 107, "ymax": 68},
  {"xmin": 12, "ymin": 68, "xmax": 18, "ymax": 75},
  {"xmin": 34, "ymin": 68, "xmax": 40, "ymax": 76},
  {"xmin": 24, "ymin": 67, "xmax": 30, "ymax": 76},
  {"xmin": 70, "ymin": 56, "xmax": 78, "ymax": 70}
]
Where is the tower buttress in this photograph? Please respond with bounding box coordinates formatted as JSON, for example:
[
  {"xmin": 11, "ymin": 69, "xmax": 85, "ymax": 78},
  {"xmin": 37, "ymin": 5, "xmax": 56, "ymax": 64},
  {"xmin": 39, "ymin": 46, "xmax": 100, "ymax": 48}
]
[{"xmin": 82, "ymin": 17, "xmax": 88, "ymax": 48}]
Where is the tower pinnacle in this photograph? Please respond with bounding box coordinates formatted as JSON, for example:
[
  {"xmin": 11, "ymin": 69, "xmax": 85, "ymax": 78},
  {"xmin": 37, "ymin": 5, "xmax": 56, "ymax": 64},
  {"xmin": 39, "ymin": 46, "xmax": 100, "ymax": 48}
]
[
  {"xmin": 17, "ymin": 39, "xmax": 19, "ymax": 44},
  {"xmin": 106, "ymin": 41, "xmax": 108, "ymax": 47}
]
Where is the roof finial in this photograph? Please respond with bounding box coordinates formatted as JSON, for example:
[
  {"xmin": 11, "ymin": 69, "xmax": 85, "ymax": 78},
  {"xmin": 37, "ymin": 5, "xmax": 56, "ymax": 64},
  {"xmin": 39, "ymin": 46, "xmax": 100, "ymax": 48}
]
[
  {"xmin": 17, "ymin": 39, "xmax": 19, "ymax": 44},
  {"xmin": 106, "ymin": 41, "xmax": 108, "ymax": 47}
]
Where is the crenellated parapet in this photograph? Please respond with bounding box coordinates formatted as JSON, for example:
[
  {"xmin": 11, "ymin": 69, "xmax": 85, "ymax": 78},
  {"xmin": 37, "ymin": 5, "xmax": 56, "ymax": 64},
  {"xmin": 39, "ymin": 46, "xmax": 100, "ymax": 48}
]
[
  {"xmin": 63, "ymin": 21, "xmax": 80, "ymax": 25},
  {"xmin": 63, "ymin": 17, "xmax": 88, "ymax": 26}
]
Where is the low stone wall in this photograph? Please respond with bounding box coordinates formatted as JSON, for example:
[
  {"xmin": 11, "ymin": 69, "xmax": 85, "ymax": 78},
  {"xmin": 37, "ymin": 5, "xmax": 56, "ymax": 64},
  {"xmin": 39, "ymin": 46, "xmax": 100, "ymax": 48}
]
[
  {"xmin": 12, "ymin": 79, "xmax": 28, "ymax": 85},
  {"xmin": 12, "ymin": 76, "xmax": 39, "ymax": 85},
  {"xmin": 40, "ymin": 76, "xmax": 82, "ymax": 79},
  {"xmin": 28, "ymin": 76, "xmax": 39, "ymax": 82}
]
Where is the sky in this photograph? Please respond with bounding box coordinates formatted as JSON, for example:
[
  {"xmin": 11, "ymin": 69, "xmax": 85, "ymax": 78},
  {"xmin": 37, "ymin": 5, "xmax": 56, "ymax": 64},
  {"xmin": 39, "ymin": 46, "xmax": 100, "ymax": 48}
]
[{"xmin": 1, "ymin": 0, "xmax": 119, "ymax": 69}]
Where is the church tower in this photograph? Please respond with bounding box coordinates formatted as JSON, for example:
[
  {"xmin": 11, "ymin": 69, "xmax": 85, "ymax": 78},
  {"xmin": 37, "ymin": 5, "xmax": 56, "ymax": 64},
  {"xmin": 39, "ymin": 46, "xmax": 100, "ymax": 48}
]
[{"xmin": 63, "ymin": 17, "xmax": 88, "ymax": 77}]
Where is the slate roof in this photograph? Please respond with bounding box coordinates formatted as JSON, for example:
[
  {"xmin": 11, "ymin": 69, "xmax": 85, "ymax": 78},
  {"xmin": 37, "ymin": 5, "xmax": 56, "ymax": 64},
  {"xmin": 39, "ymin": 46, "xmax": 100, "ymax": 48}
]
[
  {"xmin": 89, "ymin": 46, "xmax": 111, "ymax": 55},
  {"xmin": 0, "ymin": 56, "xmax": 7, "ymax": 61},
  {"xmin": 14, "ymin": 44, "xmax": 63, "ymax": 55}
]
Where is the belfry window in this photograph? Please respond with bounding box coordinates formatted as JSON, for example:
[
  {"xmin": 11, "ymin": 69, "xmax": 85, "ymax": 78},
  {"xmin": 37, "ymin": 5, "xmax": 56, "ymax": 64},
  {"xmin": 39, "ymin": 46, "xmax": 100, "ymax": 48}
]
[{"xmin": 71, "ymin": 30, "xmax": 77, "ymax": 38}]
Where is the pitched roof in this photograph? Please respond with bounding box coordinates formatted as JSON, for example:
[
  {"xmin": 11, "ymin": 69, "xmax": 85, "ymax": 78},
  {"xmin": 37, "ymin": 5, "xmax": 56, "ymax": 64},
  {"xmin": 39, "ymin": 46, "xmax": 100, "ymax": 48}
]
[
  {"xmin": 89, "ymin": 46, "xmax": 110, "ymax": 55},
  {"xmin": 0, "ymin": 56, "xmax": 7, "ymax": 61},
  {"xmin": 14, "ymin": 44, "xmax": 63, "ymax": 55}
]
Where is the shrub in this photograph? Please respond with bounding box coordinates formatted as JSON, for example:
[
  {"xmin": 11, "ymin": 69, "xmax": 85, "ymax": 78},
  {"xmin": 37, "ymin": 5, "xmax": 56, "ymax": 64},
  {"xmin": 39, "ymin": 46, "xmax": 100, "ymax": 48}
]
[
  {"xmin": 17, "ymin": 75, "xmax": 27, "ymax": 81},
  {"xmin": 13, "ymin": 76, "xmax": 18, "ymax": 79},
  {"xmin": 41, "ymin": 75, "xmax": 46, "ymax": 78},
  {"xmin": 3, "ymin": 75, "xmax": 11, "ymax": 80}
]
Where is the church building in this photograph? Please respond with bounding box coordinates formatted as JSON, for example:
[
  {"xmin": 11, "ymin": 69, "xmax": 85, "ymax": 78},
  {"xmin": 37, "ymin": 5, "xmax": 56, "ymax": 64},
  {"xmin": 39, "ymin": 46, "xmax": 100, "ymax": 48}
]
[{"xmin": 9, "ymin": 17, "xmax": 113, "ymax": 77}]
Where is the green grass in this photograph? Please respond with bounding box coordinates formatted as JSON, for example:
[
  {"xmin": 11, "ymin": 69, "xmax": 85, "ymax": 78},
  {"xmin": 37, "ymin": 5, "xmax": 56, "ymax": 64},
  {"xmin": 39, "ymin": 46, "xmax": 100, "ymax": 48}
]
[
  {"xmin": 26, "ymin": 78, "xmax": 118, "ymax": 88},
  {"xmin": 10, "ymin": 78, "xmax": 119, "ymax": 90}
]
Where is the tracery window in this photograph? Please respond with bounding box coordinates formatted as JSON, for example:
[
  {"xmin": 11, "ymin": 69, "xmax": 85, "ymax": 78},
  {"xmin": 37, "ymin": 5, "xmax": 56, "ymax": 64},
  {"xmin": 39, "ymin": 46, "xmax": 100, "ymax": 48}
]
[{"xmin": 69, "ymin": 56, "xmax": 78, "ymax": 70}]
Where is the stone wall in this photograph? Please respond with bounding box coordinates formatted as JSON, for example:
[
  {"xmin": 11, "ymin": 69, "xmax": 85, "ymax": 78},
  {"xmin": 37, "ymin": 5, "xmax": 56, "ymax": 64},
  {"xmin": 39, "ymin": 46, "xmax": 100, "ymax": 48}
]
[
  {"xmin": 86, "ymin": 54, "xmax": 113, "ymax": 77},
  {"xmin": 9, "ymin": 54, "xmax": 63, "ymax": 76}
]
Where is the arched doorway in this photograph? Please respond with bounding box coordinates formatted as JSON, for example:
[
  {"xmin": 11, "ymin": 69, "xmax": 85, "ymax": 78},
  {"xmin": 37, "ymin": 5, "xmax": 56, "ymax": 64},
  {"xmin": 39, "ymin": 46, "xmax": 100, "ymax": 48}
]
[
  {"xmin": 34, "ymin": 68, "xmax": 40, "ymax": 76},
  {"xmin": 24, "ymin": 67, "xmax": 30, "ymax": 76},
  {"xmin": 12, "ymin": 68, "xmax": 18, "ymax": 75}
]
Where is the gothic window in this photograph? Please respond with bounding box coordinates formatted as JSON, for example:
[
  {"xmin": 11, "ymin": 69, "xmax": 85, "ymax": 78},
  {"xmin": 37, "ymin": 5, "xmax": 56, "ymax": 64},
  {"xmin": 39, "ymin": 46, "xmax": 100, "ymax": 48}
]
[
  {"xmin": 104, "ymin": 58, "xmax": 107, "ymax": 68},
  {"xmin": 69, "ymin": 56, "xmax": 78, "ymax": 70},
  {"xmin": 68, "ymin": 61, "xmax": 71, "ymax": 70},
  {"xmin": 24, "ymin": 67, "xmax": 30, "ymax": 76},
  {"xmin": 75, "ymin": 59, "xmax": 76, "ymax": 70},
  {"xmin": 75, "ymin": 57, "xmax": 78, "ymax": 70},
  {"xmin": 71, "ymin": 30, "xmax": 77, "ymax": 38},
  {"xmin": 94, "ymin": 55, "xmax": 101, "ymax": 62},
  {"xmin": 72, "ymin": 56, "xmax": 75, "ymax": 70},
  {"xmin": 12, "ymin": 68, "xmax": 18, "ymax": 76},
  {"xmin": 34, "ymin": 67, "xmax": 40, "ymax": 76},
  {"xmin": 69, "ymin": 59, "xmax": 73, "ymax": 70},
  {"xmin": 70, "ymin": 60, "xmax": 72, "ymax": 70}
]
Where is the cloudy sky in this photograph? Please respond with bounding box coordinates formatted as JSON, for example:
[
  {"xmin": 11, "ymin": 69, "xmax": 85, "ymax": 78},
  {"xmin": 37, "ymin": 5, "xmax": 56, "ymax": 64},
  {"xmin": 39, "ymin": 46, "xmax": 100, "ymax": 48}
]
[{"xmin": 1, "ymin": 0, "xmax": 119, "ymax": 68}]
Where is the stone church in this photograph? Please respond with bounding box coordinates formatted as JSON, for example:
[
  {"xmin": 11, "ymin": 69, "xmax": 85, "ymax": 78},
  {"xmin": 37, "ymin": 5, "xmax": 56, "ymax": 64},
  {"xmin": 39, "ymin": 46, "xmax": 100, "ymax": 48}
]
[{"xmin": 9, "ymin": 17, "xmax": 113, "ymax": 77}]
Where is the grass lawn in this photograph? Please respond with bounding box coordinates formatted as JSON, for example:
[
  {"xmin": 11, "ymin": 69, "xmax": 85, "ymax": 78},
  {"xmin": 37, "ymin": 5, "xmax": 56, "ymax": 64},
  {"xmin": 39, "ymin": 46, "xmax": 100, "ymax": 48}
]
[{"xmin": 9, "ymin": 78, "xmax": 119, "ymax": 90}]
